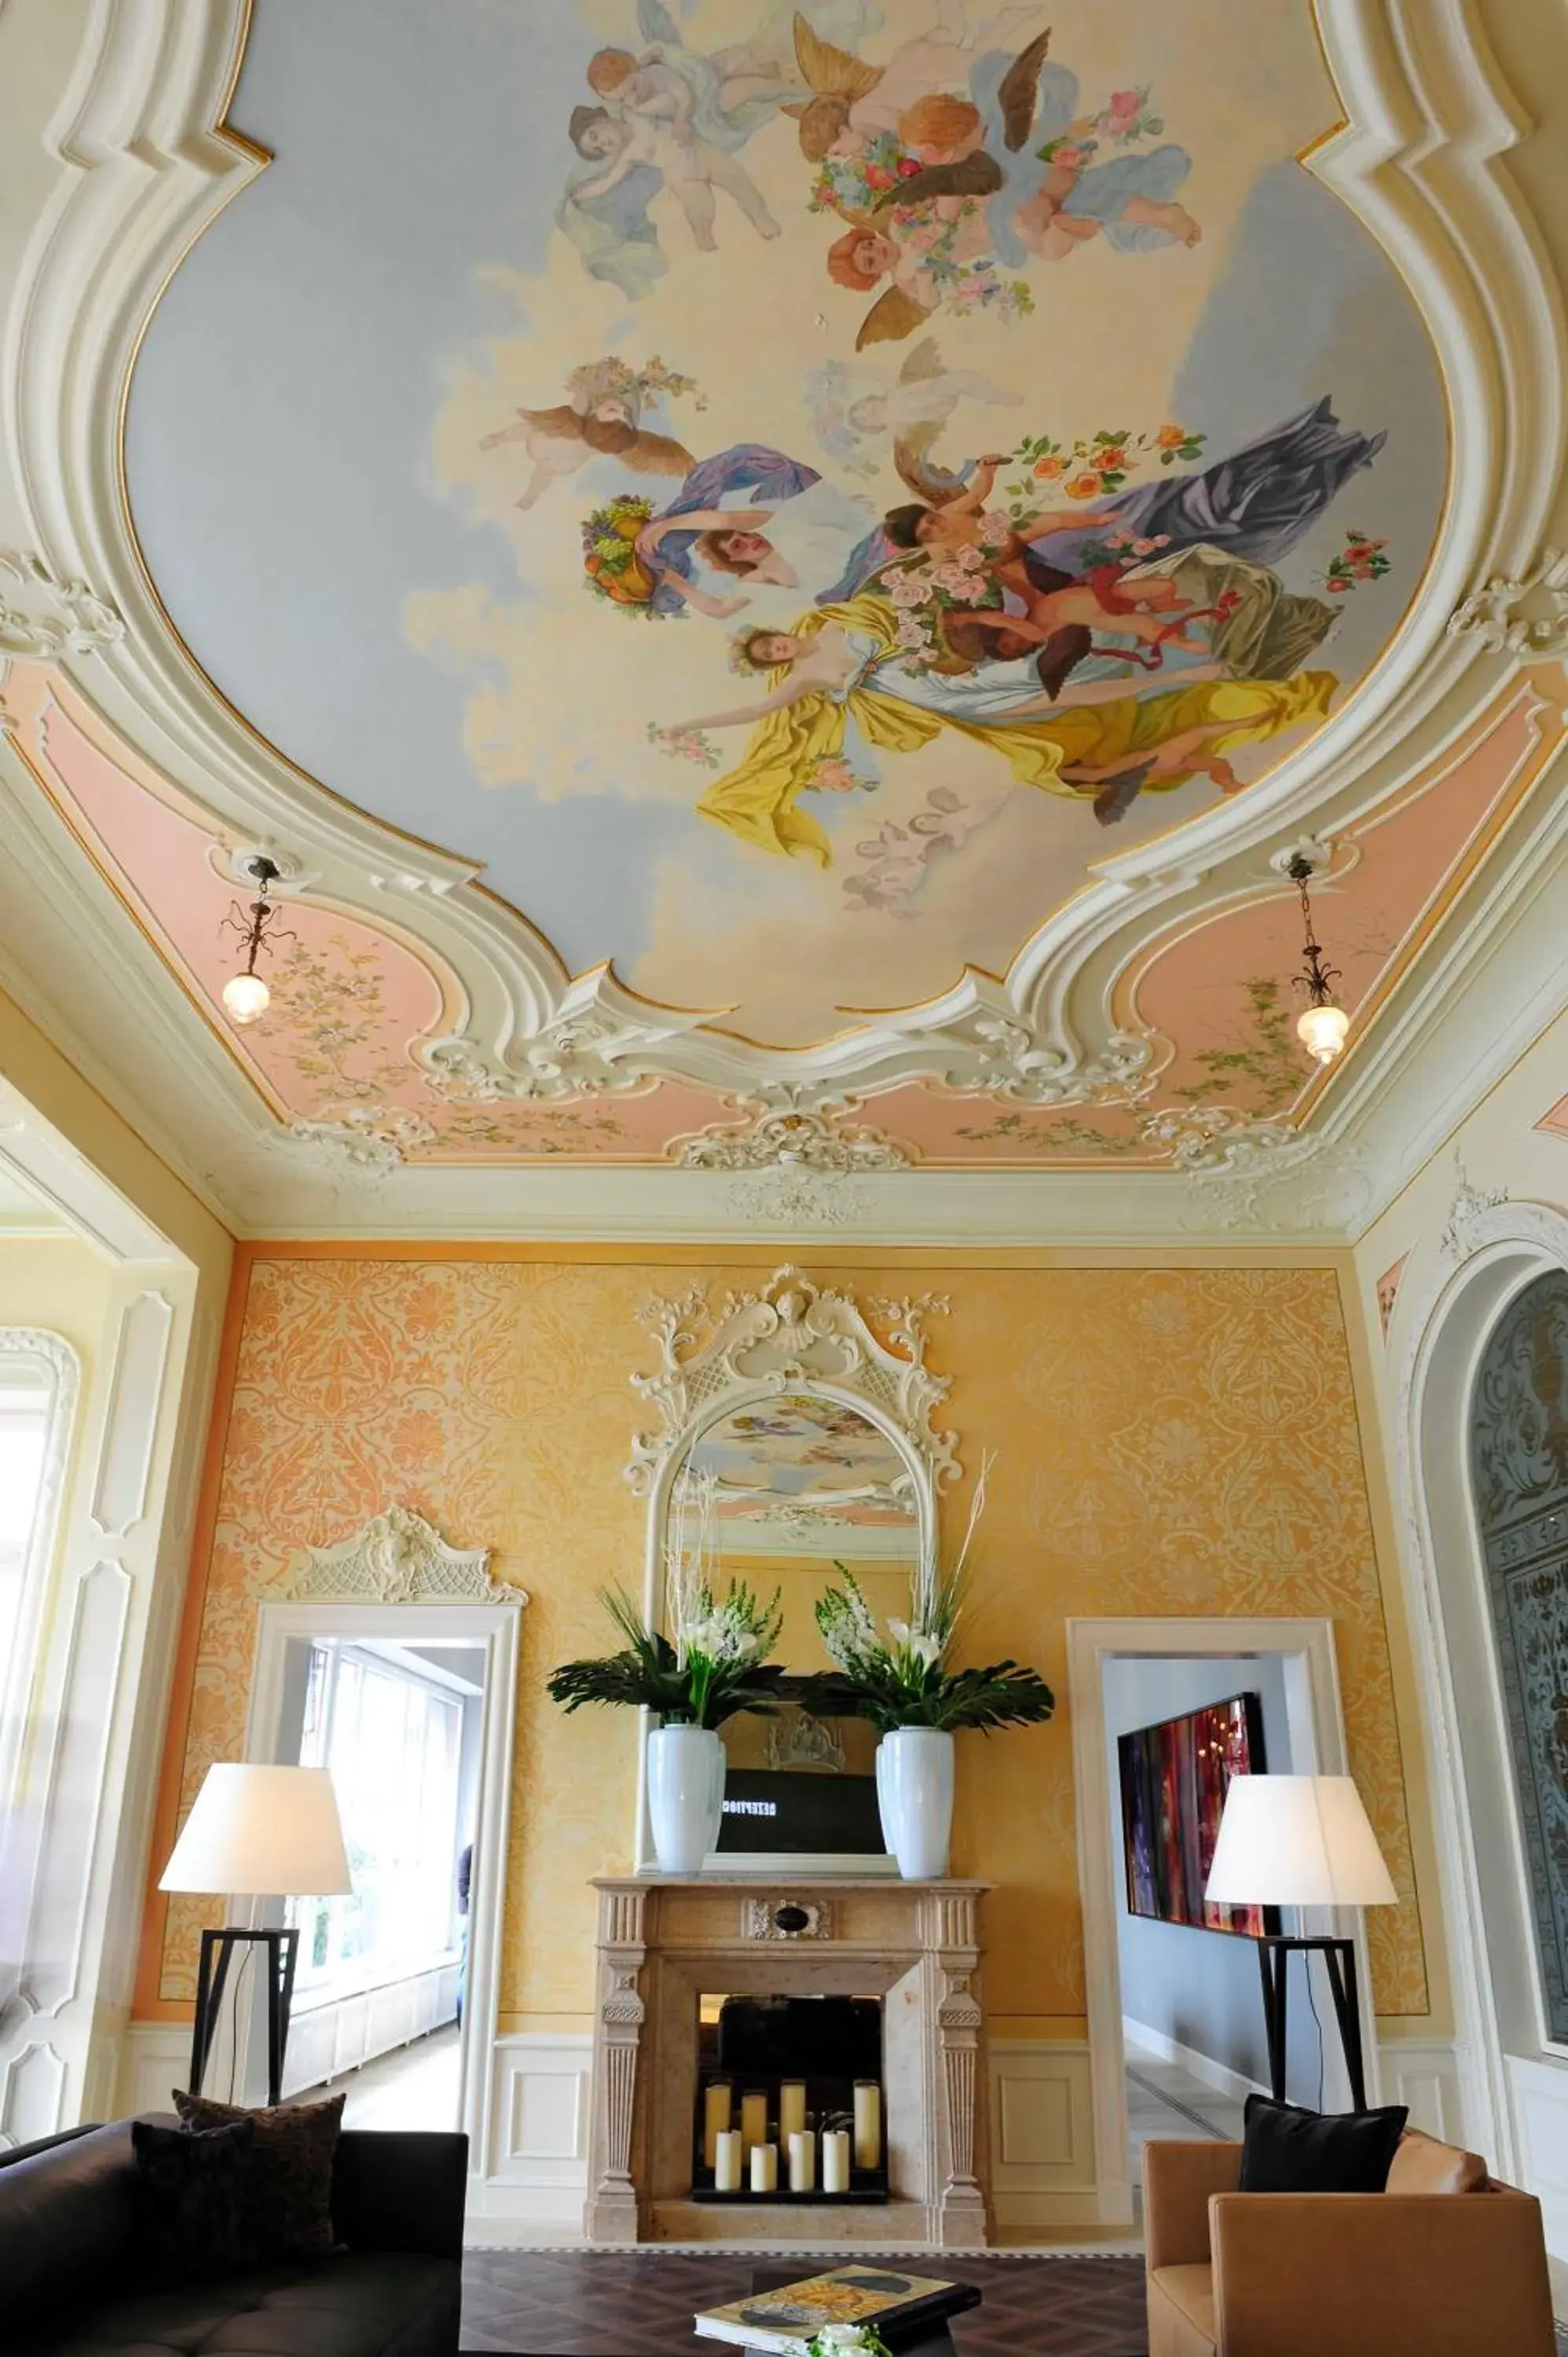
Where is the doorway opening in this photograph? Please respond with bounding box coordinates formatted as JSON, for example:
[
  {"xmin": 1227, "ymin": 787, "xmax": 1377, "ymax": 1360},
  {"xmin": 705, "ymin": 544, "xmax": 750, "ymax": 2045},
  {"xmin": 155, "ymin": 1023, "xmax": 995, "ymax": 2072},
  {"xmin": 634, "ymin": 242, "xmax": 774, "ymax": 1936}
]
[
  {"xmin": 244, "ymin": 1598, "xmax": 519, "ymax": 2161},
  {"xmin": 1067, "ymin": 1615, "xmax": 1364, "ymax": 2230},
  {"xmin": 278, "ymin": 1635, "xmax": 483, "ymax": 2128}
]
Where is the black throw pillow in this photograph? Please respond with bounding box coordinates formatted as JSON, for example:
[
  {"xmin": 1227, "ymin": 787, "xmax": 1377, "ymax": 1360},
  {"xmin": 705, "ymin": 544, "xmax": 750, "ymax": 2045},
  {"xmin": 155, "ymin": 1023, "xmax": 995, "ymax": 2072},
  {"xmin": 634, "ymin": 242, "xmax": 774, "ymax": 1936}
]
[
  {"xmin": 131, "ymin": 2117, "xmax": 258, "ymax": 2284},
  {"xmin": 1239, "ymin": 2093, "xmax": 1409, "ymax": 2194},
  {"xmin": 174, "ymin": 2087, "xmax": 344, "ymax": 2259}
]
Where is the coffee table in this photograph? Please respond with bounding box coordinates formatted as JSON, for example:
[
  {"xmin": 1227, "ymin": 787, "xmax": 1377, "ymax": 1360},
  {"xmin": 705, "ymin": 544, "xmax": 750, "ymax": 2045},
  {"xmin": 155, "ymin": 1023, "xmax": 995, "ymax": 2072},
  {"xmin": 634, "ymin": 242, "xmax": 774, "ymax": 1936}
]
[{"xmin": 730, "ymin": 2266, "xmax": 981, "ymax": 2355}]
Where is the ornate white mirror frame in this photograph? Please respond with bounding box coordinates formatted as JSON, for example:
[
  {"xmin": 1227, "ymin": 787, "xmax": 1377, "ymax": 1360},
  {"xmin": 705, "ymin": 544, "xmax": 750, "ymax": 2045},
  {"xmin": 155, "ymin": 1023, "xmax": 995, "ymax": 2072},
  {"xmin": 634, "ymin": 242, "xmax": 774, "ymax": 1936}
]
[{"xmin": 625, "ymin": 1266, "xmax": 961, "ymax": 1875}]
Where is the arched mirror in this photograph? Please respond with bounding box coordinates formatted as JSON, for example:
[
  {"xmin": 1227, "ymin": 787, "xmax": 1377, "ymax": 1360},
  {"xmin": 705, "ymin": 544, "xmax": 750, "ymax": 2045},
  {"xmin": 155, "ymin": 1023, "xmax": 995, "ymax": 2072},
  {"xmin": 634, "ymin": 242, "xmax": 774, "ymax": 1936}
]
[{"xmin": 628, "ymin": 1268, "xmax": 958, "ymax": 1873}]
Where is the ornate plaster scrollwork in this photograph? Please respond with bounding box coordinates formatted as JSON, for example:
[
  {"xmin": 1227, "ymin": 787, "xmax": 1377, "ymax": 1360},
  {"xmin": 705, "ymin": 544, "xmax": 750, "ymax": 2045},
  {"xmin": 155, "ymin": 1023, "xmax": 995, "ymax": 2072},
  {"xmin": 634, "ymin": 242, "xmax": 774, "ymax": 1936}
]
[
  {"xmin": 764, "ymin": 1712, "xmax": 848, "ymax": 1774},
  {"xmin": 419, "ymin": 969, "xmax": 716, "ymax": 1105},
  {"xmin": 936, "ymin": 1013, "xmax": 1156, "ymax": 1106},
  {"xmin": 676, "ymin": 1098, "xmax": 910, "ymax": 1175},
  {"xmin": 626, "ymin": 1263, "xmax": 959, "ymax": 1501},
  {"xmin": 729, "ymin": 1168, "xmax": 854, "ymax": 1228},
  {"xmin": 1136, "ymin": 1103, "xmax": 1299, "ymax": 1173},
  {"xmin": 271, "ymin": 1116, "xmax": 423, "ymax": 1182},
  {"xmin": 0, "ymin": 551, "xmax": 123, "ymax": 662},
  {"xmin": 1449, "ymin": 547, "xmax": 1568, "ymax": 662},
  {"xmin": 1438, "ymin": 1154, "xmax": 1510, "ymax": 1260},
  {"xmin": 285, "ymin": 1504, "xmax": 527, "ymax": 1605}
]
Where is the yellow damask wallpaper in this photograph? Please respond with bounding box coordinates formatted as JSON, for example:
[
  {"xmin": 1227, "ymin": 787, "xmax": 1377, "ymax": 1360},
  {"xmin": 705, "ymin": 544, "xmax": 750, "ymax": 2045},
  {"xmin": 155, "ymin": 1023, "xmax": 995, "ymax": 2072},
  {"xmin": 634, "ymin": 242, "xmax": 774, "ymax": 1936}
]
[{"xmin": 144, "ymin": 1251, "xmax": 1429, "ymax": 2029}]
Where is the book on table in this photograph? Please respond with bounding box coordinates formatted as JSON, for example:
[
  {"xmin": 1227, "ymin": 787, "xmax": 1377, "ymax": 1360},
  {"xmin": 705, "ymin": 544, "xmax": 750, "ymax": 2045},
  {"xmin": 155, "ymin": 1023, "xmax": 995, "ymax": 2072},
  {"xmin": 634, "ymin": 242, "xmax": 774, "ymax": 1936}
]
[{"xmin": 694, "ymin": 2265, "xmax": 976, "ymax": 2352}]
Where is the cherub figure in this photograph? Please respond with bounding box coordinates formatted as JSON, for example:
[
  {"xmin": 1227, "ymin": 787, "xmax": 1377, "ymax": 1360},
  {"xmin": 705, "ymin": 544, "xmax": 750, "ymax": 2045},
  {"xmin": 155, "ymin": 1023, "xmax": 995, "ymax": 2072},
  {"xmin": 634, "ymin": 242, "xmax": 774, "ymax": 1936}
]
[
  {"xmin": 826, "ymin": 218, "xmax": 1001, "ymax": 350},
  {"xmin": 559, "ymin": 0, "xmax": 819, "ymax": 290},
  {"xmin": 786, "ymin": 2, "xmax": 1045, "ymax": 163},
  {"xmin": 803, "ymin": 336, "xmax": 1020, "ymax": 475},
  {"xmin": 879, "ymin": 454, "xmax": 1223, "ymax": 696},
  {"xmin": 973, "ymin": 55, "xmax": 1202, "ymax": 262},
  {"xmin": 568, "ymin": 100, "xmax": 780, "ymax": 254},
  {"xmin": 480, "ymin": 357, "xmax": 699, "ymax": 511}
]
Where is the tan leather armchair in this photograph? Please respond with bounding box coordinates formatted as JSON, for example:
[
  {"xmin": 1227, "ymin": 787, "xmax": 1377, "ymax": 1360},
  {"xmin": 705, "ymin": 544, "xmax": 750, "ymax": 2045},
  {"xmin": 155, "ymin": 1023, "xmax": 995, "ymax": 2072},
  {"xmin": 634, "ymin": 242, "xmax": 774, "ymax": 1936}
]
[{"xmin": 1145, "ymin": 2132, "xmax": 1558, "ymax": 2356}]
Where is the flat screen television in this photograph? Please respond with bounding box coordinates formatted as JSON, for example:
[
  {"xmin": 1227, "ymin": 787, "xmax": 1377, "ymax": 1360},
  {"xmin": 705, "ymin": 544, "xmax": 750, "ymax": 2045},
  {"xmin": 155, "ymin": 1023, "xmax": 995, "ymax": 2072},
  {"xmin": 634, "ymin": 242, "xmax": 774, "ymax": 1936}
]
[{"xmin": 1117, "ymin": 1691, "xmax": 1280, "ymax": 1939}]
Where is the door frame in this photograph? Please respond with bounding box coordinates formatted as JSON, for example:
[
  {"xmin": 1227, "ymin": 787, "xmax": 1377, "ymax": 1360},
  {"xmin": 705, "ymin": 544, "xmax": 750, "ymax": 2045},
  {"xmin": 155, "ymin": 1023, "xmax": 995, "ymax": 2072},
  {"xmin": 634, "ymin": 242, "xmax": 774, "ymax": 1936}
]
[
  {"xmin": 244, "ymin": 1599, "xmax": 520, "ymax": 2170},
  {"xmin": 1066, "ymin": 1614, "xmax": 1357, "ymax": 2227}
]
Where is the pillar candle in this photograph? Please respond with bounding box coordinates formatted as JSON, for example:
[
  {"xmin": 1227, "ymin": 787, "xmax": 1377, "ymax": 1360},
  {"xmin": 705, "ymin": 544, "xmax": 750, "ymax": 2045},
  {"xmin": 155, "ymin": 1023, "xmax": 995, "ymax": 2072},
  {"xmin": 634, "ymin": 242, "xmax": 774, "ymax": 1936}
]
[
  {"xmin": 749, "ymin": 2140, "xmax": 779, "ymax": 2194},
  {"xmin": 779, "ymin": 2080, "xmax": 808, "ymax": 2143},
  {"xmin": 740, "ymin": 2088, "xmax": 768, "ymax": 2156},
  {"xmin": 853, "ymin": 2080, "xmax": 881, "ymax": 2172},
  {"xmin": 702, "ymin": 2080, "xmax": 733, "ymax": 2172},
  {"xmin": 714, "ymin": 2130, "xmax": 742, "ymax": 2193},
  {"xmin": 822, "ymin": 2128, "xmax": 850, "ymax": 2194},
  {"xmin": 788, "ymin": 2128, "xmax": 815, "ymax": 2194}
]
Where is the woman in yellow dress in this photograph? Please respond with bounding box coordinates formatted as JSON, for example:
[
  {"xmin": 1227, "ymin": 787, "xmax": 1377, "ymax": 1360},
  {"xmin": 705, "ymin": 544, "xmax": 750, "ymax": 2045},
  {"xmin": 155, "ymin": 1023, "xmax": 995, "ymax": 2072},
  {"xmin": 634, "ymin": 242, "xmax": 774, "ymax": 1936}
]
[{"xmin": 653, "ymin": 594, "xmax": 1337, "ymax": 857}]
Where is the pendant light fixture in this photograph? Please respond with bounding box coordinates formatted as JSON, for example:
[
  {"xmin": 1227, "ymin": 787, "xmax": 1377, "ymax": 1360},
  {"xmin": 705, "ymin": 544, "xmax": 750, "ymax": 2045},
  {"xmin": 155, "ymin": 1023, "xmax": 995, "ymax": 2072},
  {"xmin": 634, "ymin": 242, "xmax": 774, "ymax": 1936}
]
[
  {"xmin": 220, "ymin": 854, "xmax": 288, "ymax": 1025},
  {"xmin": 1286, "ymin": 851, "xmax": 1349, "ymax": 1065}
]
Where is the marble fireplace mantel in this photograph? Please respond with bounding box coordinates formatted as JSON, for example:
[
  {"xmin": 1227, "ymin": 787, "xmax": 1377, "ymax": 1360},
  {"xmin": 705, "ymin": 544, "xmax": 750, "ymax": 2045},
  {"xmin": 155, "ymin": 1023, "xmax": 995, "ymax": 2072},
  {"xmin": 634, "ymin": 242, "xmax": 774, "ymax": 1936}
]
[{"xmin": 584, "ymin": 1874, "xmax": 991, "ymax": 2249}]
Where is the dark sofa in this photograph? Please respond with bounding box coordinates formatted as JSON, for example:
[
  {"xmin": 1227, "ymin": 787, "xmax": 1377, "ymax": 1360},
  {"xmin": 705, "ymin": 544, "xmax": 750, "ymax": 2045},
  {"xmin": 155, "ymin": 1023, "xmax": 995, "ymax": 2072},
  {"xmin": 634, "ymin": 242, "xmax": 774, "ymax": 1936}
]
[{"xmin": 0, "ymin": 2117, "xmax": 466, "ymax": 2355}]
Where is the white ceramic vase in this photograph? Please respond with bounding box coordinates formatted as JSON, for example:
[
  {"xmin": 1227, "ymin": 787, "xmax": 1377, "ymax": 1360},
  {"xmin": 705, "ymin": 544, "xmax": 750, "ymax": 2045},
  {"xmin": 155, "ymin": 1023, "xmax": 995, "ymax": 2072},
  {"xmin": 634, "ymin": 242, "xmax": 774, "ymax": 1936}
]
[
  {"xmin": 875, "ymin": 1726, "xmax": 955, "ymax": 1879},
  {"xmin": 647, "ymin": 1723, "xmax": 725, "ymax": 1875}
]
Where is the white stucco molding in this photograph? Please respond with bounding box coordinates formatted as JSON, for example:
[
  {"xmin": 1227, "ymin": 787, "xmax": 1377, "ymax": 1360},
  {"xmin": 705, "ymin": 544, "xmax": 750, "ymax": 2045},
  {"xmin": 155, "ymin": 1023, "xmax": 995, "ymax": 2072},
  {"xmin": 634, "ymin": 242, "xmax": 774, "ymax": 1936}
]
[
  {"xmin": 284, "ymin": 1504, "xmax": 528, "ymax": 1607},
  {"xmin": 1390, "ymin": 1197, "xmax": 1568, "ymax": 2182}
]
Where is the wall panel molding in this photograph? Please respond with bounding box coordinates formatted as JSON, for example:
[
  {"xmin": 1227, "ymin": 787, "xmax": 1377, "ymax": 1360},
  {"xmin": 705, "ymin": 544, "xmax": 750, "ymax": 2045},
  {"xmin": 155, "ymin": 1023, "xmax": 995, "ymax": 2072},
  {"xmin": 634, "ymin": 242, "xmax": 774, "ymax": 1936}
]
[{"xmin": 90, "ymin": 1291, "xmax": 174, "ymax": 1534}]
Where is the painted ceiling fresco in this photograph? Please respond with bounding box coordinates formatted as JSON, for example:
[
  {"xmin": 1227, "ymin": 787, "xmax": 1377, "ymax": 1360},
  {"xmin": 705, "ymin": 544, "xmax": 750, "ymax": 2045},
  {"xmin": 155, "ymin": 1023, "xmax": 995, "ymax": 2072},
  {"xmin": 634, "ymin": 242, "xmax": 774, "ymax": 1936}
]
[{"xmin": 123, "ymin": 0, "xmax": 1449, "ymax": 1066}]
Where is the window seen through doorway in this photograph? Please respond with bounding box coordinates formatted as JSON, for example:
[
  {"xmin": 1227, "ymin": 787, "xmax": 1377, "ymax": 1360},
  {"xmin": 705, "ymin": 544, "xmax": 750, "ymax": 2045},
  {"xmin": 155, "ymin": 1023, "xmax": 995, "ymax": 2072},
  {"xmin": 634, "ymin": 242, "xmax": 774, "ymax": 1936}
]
[{"xmin": 288, "ymin": 1642, "xmax": 463, "ymax": 1996}]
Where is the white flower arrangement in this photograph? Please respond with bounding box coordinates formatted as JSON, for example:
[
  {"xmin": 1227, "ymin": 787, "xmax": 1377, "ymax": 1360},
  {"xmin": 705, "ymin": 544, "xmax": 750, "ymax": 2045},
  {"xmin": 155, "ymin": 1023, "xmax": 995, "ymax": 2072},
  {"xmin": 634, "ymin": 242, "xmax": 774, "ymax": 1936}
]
[
  {"xmin": 805, "ymin": 2325, "xmax": 893, "ymax": 2357},
  {"xmin": 816, "ymin": 1454, "xmax": 991, "ymax": 1688},
  {"xmin": 665, "ymin": 1468, "xmax": 783, "ymax": 1720},
  {"xmin": 809, "ymin": 1455, "xmax": 1055, "ymax": 1735}
]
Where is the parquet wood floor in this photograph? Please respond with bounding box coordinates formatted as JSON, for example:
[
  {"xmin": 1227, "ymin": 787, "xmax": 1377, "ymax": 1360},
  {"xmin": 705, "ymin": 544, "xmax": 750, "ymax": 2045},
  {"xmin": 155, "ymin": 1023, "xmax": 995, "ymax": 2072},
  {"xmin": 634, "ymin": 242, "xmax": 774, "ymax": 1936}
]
[{"xmin": 460, "ymin": 2250, "xmax": 1149, "ymax": 2355}]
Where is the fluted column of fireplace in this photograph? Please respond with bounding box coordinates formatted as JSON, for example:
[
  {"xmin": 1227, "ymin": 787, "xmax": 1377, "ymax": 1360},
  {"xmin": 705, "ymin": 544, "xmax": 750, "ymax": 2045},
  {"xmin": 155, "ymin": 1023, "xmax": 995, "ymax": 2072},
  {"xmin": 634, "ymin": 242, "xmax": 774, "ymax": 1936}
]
[{"xmin": 584, "ymin": 1875, "xmax": 991, "ymax": 2249}]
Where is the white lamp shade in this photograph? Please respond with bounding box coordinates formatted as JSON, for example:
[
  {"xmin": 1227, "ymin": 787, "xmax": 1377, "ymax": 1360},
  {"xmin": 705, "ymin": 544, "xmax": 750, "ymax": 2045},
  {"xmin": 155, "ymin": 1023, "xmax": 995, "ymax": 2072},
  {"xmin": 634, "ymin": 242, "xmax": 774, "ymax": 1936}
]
[
  {"xmin": 1296, "ymin": 1002, "xmax": 1350, "ymax": 1065},
  {"xmin": 1204, "ymin": 1774, "xmax": 1397, "ymax": 1909},
  {"xmin": 159, "ymin": 1764, "xmax": 353, "ymax": 1897}
]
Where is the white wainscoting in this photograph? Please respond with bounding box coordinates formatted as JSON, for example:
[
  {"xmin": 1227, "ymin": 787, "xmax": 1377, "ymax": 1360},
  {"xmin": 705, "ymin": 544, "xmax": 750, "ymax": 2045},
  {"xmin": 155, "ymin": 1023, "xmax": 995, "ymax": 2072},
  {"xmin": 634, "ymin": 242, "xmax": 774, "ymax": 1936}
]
[
  {"xmin": 986, "ymin": 2039, "xmax": 1100, "ymax": 2238},
  {"xmin": 467, "ymin": 2032, "xmax": 593, "ymax": 2242},
  {"xmin": 1377, "ymin": 2036, "xmax": 1467, "ymax": 2144},
  {"xmin": 284, "ymin": 1962, "xmax": 460, "ymax": 2099},
  {"xmin": 117, "ymin": 2022, "xmax": 192, "ymax": 2119},
  {"xmin": 1507, "ymin": 2055, "xmax": 1568, "ymax": 2261}
]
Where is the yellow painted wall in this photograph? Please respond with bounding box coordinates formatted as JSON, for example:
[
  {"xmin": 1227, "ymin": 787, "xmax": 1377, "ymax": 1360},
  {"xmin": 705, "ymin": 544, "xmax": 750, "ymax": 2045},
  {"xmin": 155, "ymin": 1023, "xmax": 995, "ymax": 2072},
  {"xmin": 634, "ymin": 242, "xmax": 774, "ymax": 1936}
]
[
  {"xmin": 0, "ymin": 1229, "xmax": 115, "ymax": 1363},
  {"xmin": 141, "ymin": 1246, "xmax": 1440, "ymax": 2043}
]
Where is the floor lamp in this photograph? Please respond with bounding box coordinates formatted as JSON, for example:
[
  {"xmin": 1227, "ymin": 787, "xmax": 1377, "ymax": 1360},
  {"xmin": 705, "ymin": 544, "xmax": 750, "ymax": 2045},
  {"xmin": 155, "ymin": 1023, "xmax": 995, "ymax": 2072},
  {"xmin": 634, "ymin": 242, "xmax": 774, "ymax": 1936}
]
[
  {"xmin": 159, "ymin": 1763, "xmax": 352, "ymax": 2108},
  {"xmin": 1205, "ymin": 1773, "xmax": 1397, "ymax": 2113}
]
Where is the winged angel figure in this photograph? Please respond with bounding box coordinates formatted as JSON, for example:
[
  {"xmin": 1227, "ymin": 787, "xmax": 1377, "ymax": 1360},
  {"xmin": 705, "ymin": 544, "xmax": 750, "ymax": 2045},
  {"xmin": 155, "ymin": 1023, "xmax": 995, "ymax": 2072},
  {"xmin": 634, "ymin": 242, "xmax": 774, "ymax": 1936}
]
[
  {"xmin": 793, "ymin": 9, "xmax": 1201, "ymax": 346},
  {"xmin": 480, "ymin": 355, "xmax": 702, "ymax": 511},
  {"xmin": 802, "ymin": 334, "xmax": 1021, "ymax": 477},
  {"xmin": 557, "ymin": 0, "xmax": 880, "ymax": 296}
]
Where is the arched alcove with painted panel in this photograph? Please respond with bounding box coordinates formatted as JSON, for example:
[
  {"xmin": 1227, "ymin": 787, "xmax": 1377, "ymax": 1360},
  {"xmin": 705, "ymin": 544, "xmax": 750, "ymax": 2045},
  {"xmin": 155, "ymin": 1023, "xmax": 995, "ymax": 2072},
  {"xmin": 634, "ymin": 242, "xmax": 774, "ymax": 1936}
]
[{"xmin": 1400, "ymin": 1208, "xmax": 1568, "ymax": 2249}]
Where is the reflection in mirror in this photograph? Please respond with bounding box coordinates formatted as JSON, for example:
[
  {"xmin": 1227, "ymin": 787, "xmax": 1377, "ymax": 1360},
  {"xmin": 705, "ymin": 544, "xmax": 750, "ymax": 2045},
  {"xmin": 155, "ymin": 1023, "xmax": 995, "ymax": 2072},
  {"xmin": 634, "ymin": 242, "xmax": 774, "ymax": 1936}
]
[{"xmin": 668, "ymin": 1392, "xmax": 919, "ymax": 1855}]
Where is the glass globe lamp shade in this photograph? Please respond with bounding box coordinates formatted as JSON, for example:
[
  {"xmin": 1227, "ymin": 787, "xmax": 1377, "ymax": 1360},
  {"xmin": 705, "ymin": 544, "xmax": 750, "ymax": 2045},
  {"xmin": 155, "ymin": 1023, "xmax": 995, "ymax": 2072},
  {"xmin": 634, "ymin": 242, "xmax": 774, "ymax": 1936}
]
[
  {"xmin": 222, "ymin": 970, "xmax": 271, "ymax": 1025},
  {"xmin": 1296, "ymin": 1000, "xmax": 1349, "ymax": 1065}
]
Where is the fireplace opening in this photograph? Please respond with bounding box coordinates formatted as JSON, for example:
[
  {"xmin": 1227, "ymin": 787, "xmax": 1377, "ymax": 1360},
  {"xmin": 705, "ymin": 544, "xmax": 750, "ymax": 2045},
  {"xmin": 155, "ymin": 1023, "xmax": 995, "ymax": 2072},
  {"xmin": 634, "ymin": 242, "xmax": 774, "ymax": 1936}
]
[{"xmin": 692, "ymin": 1992, "xmax": 888, "ymax": 2205}]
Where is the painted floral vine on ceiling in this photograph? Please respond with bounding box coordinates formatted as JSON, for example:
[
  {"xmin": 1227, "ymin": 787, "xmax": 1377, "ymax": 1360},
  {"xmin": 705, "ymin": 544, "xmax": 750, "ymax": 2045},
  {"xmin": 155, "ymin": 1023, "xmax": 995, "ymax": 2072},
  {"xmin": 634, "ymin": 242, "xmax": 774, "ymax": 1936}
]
[{"xmin": 266, "ymin": 935, "xmax": 628, "ymax": 1155}]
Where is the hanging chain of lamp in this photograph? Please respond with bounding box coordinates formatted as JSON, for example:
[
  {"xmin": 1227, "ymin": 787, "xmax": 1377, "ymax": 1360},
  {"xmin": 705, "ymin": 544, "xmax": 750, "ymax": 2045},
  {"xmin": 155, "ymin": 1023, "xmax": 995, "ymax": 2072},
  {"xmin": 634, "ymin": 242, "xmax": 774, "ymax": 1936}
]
[
  {"xmin": 219, "ymin": 855, "xmax": 291, "ymax": 1026},
  {"xmin": 1286, "ymin": 852, "xmax": 1349, "ymax": 1065}
]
